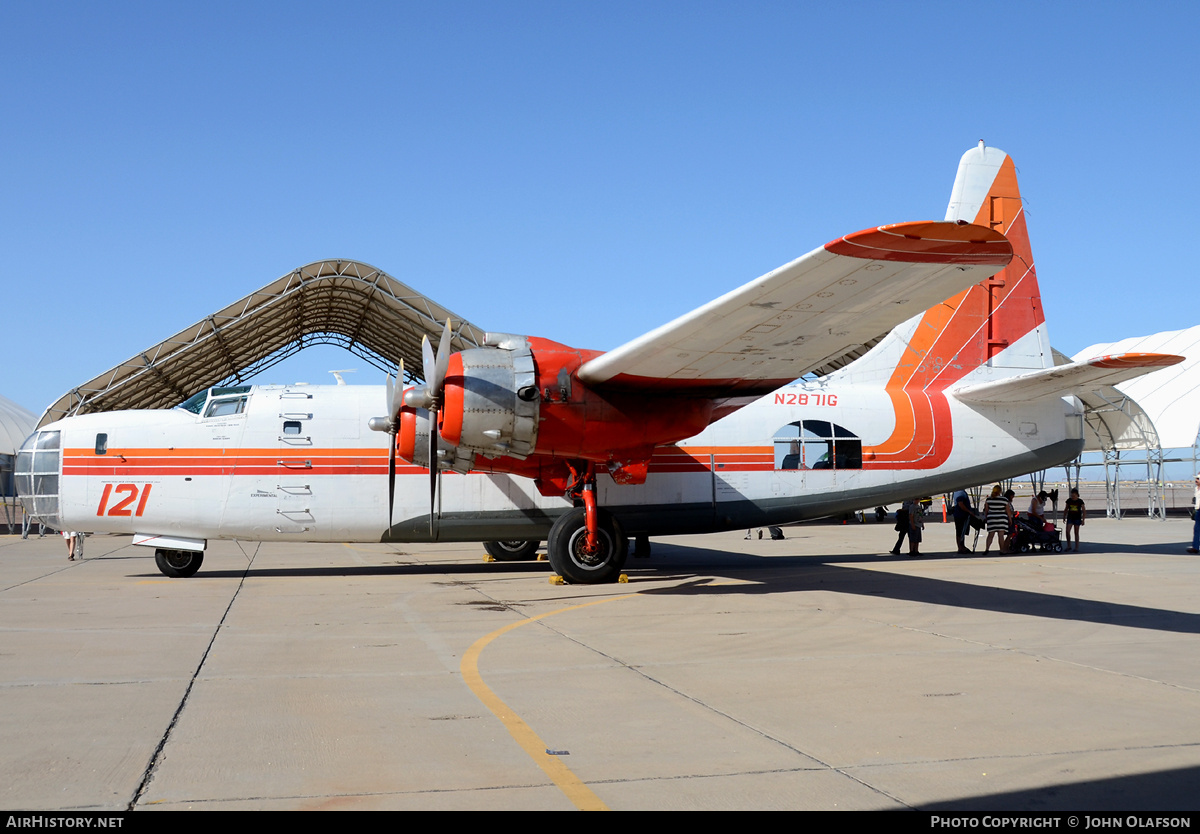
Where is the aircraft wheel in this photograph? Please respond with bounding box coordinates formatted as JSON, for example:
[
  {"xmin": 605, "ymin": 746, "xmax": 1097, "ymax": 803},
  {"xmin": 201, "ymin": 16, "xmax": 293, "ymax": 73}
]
[
  {"xmin": 547, "ymin": 507, "xmax": 628, "ymax": 584},
  {"xmin": 155, "ymin": 549, "xmax": 203, "ymax": 578},
  {"xmin": 484, "ymin": 540, "xmax": 540, "ymax": 561}
]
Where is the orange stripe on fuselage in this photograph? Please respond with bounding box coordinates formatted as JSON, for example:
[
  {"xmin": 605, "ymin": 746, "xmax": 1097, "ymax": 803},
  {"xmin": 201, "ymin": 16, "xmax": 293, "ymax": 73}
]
[{"xmin": 63, "ymin": 446, "xmax": 779, "ymax": 478}]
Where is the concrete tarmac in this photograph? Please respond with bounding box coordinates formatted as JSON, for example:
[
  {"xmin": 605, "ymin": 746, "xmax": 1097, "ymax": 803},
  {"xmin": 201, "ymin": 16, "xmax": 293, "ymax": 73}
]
[{"xmin": 2, "ymin": 517, "xmax": 1199, "ymax": 811}]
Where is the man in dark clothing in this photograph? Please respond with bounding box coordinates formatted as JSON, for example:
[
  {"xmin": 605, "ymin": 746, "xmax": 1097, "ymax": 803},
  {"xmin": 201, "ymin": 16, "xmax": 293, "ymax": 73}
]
[{"xmin": 952, "ymin": 489, "xmax": 973, "ymax": 554}]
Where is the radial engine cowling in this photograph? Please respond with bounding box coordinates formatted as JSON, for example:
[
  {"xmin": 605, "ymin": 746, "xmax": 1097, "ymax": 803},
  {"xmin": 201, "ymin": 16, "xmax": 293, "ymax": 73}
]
[
  {"xmin": 397, "ymin": 405, "xmax": 475, "ymax": 474},
  {"xmin": 438, "ymin": 334, "xmax": 540, "ymax": 460}
]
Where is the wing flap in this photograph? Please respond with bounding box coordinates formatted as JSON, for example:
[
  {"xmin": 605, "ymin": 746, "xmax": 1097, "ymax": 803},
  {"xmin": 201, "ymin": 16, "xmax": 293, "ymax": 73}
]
[
  {"xmin": 577, "ymin": 221, "xmax": 1012, "ymax": 395},
  {"xmin": 951, "ymin": 353, "xmax": 1184, "ymax": 404}
]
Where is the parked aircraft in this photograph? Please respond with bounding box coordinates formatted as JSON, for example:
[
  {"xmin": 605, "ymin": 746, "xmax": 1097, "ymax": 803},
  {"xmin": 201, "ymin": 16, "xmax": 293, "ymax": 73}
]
[{"xmin": 16, "ymin": 143, "xmax": 1181, "ymax": 583}]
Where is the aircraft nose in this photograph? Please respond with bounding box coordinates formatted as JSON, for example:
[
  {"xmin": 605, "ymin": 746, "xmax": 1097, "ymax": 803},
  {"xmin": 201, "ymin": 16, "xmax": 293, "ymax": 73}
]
[{"xmin": 14, "ymin": 429, "xmax": 61, "ymax": 528}]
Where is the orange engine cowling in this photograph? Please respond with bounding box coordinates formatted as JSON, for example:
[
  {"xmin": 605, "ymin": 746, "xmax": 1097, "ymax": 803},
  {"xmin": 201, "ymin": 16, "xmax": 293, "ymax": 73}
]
[{"xmin": 396, "ymin": 399, "xmax": 474, "ymax": 473}]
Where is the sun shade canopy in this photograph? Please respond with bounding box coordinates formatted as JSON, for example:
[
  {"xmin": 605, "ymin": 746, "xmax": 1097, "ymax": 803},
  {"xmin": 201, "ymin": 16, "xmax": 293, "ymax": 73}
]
[{"xmin": 38, "ymin": 259, "xmax": 485, "ymax": 428}]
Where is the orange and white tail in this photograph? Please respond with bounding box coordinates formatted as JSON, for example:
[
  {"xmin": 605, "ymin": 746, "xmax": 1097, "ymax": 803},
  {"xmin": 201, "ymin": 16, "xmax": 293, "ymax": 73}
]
[
  {"xmin": 942, "ymin": 141, "xmax": 1052, "ymax": 374},
  {"xmin": 836, "ymin": 143, "xmax": 1052, "ymax": 469},
  {"xmin": 844, "ymin": 142, "xmax": 1052, "ymax": 391}
]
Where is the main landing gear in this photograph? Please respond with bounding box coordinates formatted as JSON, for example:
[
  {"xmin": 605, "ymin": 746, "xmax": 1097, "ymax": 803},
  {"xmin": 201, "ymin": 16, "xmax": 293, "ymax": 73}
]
[
  {"xmin": 154, "ymin": 548, "xmax": 204, "ymax": 578},
  {"xmin": 483, "ymin": 540, "xmax": 541, "ymax": 561},
  {"xmin": 547, "ymin": 462, "xmax": 629, "ymax": 585}
]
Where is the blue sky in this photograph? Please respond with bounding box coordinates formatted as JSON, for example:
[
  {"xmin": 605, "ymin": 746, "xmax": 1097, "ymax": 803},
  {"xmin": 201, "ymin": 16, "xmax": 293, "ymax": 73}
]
[{"xmin": 3, "ymin": 1, "xmax": 1198, "ymax": 417}]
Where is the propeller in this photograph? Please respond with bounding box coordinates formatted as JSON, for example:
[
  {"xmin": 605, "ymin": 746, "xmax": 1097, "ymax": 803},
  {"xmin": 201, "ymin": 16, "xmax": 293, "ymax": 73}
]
[
  {"xmin": 399, "ymin": 320, "xmax": 453, "ymax": 539},
  {"xmin": 425, "ymin": 320, "xmax": 452, "ymax": 540},
  {"xmin": 371, "ymin": 319, "xmax": 455, "ymax": 539},
  {"xmin": 403, "ymin": 318, "xmax": 453, "ymax": 410},
  {"xmin": 371, "ymin": 359, "xmax": 407, "ymax": 531}
]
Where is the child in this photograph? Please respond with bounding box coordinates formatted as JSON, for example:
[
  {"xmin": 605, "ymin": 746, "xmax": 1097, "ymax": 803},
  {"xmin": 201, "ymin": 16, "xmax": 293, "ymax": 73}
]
[{"xmin": 1064, "ymin": 488, "xmax": 1086, "ymax": 552}]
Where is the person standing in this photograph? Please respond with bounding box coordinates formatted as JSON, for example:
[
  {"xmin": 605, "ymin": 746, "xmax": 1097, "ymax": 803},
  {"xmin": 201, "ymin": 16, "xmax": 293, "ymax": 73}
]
[
  {"xmin": 1064, "ymin": 488, "xmax": 1086, "ymax": 551},
  {"xmin": 890, "ymin": 502, "xmax": 909, "ymax": 555},
  {"xmin": 906, "ymin": 496, "xmax": 924, "ymax": 557},
  {"xmin": 984, "ymin": 486, "xmax": 1013, "ymax": 554},
  {"xmin": 952, "ymin": 489, "xmax": 973, "ymax": 554},
  {"xmin": 1189, "ymin": 476, "xmax": 1200, "ymax": 554},
  {"xmin": 62, "ymin": 530, "xmax": 78, "ymax": 561}
]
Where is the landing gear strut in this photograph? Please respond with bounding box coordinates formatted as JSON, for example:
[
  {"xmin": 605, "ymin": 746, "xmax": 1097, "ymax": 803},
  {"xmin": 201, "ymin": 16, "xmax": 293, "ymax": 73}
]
[{"xmin": 546, "ymin": 462, "xmax": 628, "ymax": 584}]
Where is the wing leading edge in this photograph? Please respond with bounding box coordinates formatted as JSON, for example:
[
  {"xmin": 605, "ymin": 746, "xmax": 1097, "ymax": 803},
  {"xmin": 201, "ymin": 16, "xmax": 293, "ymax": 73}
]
[{"xmin": 577, "ymin": 221, "xmax": 1012, "ymax": 397}]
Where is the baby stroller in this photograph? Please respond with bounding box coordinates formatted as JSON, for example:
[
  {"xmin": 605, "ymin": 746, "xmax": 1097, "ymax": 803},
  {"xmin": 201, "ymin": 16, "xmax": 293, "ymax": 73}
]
[{"xmin": 1011, "ymin": 513, "xmax": 1062, "ymax": 552}]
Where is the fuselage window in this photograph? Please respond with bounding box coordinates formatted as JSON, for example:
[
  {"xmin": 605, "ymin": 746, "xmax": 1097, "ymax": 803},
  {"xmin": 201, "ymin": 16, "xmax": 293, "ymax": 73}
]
[
  {"xmin": 95, "ymin": 433, "xmax": 107, "ymax": 455},
  {"xmin": 282, "ymin": 420, "xmax": 303, "ymax": 435},
  {"xmin": 773, "ymin": 419, "xmax": 862, "ymax": 470}
]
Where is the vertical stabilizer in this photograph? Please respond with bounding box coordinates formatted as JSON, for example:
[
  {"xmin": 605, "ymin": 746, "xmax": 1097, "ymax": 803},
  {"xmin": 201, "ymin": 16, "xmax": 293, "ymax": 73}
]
[
  {"xmin": 853, "ymin": 143, "xmax": 1053, "ymax": 469},
  {"xmin": 942, "ymin": 141, "xmax": 1050, "ymax": 371}
]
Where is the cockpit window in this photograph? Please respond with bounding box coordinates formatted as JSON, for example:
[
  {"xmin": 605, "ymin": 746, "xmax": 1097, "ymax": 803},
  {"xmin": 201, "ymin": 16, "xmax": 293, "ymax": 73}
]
[
  {"xmin": 179, "ymin": 386, "xmax": 252, "ymax": 415},
  {"xmin": 204, "ymin": 396, "xmax": 247, "ymax": 418},
  {"xmin": 179, "ymin": 390, "xmax": 208, "ymax": 414}
]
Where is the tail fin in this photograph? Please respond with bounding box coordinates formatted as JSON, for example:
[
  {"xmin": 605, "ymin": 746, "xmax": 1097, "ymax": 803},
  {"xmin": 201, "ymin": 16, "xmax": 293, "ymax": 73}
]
[
  {"xmin": 851, "ymin": 143, "xmax": 1052, "ymax": 468},
  {"xmin": 943, "ymin": 141, "xmax": 1051, "ymax": 373},
  {"xmin": 846, "ymin": 142, "xmax": 1051, "ymax": 388}
]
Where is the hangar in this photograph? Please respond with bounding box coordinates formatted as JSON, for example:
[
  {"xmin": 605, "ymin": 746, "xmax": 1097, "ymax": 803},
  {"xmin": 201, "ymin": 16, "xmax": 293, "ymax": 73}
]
[
  {"xmin": 1068, "ymin": 326, "xmax": 1200, "ymax": 518},
  {"xmin": 37, "ymin": 259, "xmax": 487, "ymax": 429}
]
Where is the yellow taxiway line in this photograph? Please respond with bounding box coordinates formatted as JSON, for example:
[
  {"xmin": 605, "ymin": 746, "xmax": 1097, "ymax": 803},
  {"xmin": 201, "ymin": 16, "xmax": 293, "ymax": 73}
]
[{"xmin": 460, "ymin": 593, "xmax": 639, "ymax": 811}]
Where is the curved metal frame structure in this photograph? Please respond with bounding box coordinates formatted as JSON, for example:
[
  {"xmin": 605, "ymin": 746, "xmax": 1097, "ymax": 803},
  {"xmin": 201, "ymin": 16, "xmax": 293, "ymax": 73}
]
[
  {"xmin": 1076, "ymin": 386, "xmax": 1166, "ymax": 518},
  {"xmin": 38, "ymin": 260, "xmax": 486, "ymax": 429}
]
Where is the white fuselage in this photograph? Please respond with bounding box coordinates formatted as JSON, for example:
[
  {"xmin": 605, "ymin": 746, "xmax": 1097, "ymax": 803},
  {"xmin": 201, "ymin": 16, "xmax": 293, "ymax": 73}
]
[{"xmin": 41, "ymin": 367, "xmax": 1083, "ymax": 546}]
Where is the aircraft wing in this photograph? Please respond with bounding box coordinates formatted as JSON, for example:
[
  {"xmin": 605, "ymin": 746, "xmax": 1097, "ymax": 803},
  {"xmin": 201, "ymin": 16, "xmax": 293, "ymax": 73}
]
[
  {"xmin": 577, "ymin": 221, "xmax": 1012, "ymax": 397},
  {"xmin": 951, "ymin": 353, "xmax": 1185, "ymax": 404}
]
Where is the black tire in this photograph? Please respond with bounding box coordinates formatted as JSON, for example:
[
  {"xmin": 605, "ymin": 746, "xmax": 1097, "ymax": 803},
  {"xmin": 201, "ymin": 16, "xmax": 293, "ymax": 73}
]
[
  {"xmin": 155, "ymin": 549, "xmax": 203, "ymax": 578},
  {"xmin": 547, "ymin": 507, "xmax": 628, "ymax": 584},
  {"xmin": 1053, "ymin": 542, "xmax": 1063, "ymax": 552},
  {"xmin": 483, "ymin": 540, "xmax": 540, "ymax": 561}
]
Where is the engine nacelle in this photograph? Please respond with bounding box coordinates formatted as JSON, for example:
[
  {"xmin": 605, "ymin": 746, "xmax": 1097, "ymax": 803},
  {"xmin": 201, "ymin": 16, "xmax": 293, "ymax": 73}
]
[
  {"xmin": 435, "ymin": 333, "xmax": 714, "ymax": 486},
  {"xmin": 438, "ymin": 334, "xmax": 540, "ymax": 459},
  {"xmin": 396, "ymin": 402, "xmax": 474, "ymax": 474}
]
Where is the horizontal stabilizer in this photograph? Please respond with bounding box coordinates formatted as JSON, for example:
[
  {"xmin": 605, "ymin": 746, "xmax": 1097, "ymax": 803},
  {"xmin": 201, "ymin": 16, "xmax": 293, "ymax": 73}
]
[
  {"xmin": 951, "ymin": 353, "xmax": 1184, "ymax": 404},
  {"xmin": 578, "ymin": 221, "xmax": 1012, "ymax": 396}
]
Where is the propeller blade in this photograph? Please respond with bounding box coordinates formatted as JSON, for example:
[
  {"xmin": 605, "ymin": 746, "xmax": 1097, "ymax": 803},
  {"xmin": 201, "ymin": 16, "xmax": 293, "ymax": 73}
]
[
  {"xmin": 388, "ymin": 438, "xmax": 396, "ymax": 532},
  {"xmin": 391, "ymin": 358, "xmax": 406, "ymax": 420},
  {"xmin": 384, "ymin": 357, "xmax": 405, "ymax": 532},
  {"xmin": 421, "ymin": 334, "xmax": 436, "ymax": 392},
  {"xmin": 428, "ymin": 412, "xmax": 438, "ymax": 540},
  {"xmin": 432, "ymin": 318, "xmax": 452, "ymax": 395}
]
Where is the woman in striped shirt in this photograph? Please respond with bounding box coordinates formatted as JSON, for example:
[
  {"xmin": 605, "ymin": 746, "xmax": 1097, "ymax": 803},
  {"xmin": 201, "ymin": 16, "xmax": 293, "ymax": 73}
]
[{"xmin": 984, "ymin": 485, "xmax": 1013, "ymax": 554}]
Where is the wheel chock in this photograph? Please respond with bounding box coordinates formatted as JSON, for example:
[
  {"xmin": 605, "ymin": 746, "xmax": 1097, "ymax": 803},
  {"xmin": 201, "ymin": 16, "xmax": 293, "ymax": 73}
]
[{"xmin": 549, "ymin": 573, "xmax": 628, "ymax": 585}]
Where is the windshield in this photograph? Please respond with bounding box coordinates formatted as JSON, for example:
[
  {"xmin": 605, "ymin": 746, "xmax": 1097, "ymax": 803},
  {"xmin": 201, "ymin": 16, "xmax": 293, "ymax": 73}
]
[{"xmin": 178, "ymin": 386, "xmax": 251, "ymax": 415}]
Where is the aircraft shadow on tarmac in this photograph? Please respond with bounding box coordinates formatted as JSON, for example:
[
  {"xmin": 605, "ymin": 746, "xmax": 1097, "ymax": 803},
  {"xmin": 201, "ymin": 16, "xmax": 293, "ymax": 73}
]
[
  {"xmin": 925, "ymin": 763, "xmax": 1200, "ymax": 813},
  {"xmin": 118, "ymin": 537, "xmax": 1200, "ymax": 636},
  {"xmin": 631, "ymin": 542, "xmax": 1200, "ymax": 637}
]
